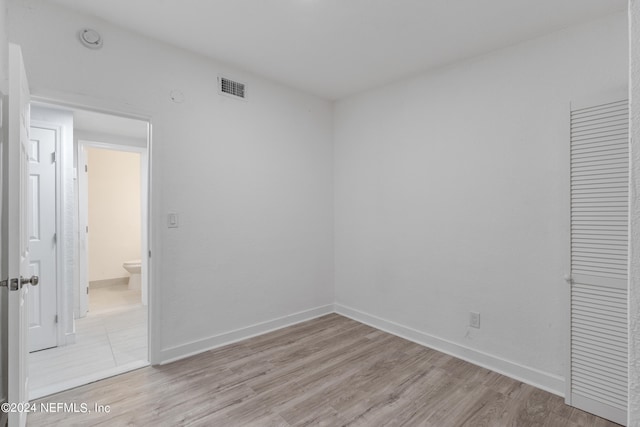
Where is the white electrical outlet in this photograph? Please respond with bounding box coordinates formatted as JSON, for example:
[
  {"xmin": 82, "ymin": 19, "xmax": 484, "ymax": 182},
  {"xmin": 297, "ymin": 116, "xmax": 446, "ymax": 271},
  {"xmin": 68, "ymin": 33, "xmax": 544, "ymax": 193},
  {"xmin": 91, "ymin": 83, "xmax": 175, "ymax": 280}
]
[{"xmin": 470, "ymin": 312, "xmax": 481, "ymax": 328}]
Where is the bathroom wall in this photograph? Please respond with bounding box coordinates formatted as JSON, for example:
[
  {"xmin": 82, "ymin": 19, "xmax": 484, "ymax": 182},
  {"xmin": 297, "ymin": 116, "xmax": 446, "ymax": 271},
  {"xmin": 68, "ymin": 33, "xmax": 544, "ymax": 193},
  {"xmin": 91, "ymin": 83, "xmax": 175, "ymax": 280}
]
[
  {"xmin": 333, "ymin": 12, "xmax": 628, "ymax": 395},
  {"xmin": 87, "ymin": 147, "xmax": 141, "ymax": 283}
]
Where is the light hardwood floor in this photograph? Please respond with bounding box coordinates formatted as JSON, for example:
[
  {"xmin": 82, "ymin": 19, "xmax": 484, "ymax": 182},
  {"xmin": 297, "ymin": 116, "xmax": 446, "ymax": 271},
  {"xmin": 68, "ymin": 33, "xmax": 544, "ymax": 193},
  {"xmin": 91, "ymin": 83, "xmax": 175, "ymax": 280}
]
[
  {"xmin": 28, "ymin": 314, "xmax": 620, "ymax": 426},
  {"xmin": 29, "ymin": 284, "xmax": 147, "ymax": 398}
]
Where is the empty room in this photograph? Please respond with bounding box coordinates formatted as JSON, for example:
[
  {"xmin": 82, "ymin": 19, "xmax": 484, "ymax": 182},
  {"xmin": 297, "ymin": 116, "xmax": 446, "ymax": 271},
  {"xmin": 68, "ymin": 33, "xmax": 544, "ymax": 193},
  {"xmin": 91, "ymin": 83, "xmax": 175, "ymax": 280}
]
[{"xmin": 2, "ymin": 0, "xmax": 640, "ymax": 426}]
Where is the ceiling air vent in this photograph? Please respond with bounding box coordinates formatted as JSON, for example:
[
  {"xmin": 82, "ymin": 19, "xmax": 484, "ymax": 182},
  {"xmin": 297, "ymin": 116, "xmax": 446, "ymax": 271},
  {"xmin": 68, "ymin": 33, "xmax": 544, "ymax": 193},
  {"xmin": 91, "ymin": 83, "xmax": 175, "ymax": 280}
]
[{"xmin": 218, "ymin": 76, "xmax": 247, "ymax": 100}]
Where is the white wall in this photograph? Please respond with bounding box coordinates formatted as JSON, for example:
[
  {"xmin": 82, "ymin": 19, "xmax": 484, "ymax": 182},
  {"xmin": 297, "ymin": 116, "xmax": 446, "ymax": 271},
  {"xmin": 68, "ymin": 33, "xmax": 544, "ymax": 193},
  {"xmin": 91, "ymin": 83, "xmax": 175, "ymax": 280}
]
[
  {"xmin": 629, "ymin": 1, "xmax": 640, "ymax": 424},
  {"xmin": 87, "ymin": 147, "xmax": 141, "ymax": 282},
  {"xmin": 8, "ymin": 0, "xmax": 334, "ymax": 361},
  {"xmin": 334, "ymin": 12, "xmax": 628, "ymax": 395}
]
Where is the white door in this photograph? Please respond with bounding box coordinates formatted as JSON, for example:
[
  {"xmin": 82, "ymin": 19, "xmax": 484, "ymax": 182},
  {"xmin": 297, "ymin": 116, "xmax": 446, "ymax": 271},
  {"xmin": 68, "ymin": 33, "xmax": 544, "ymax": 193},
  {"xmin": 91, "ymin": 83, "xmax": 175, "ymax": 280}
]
[
  {"xmin": 28, "ymin": 126, "xmax": 57, "ymax": 352},
  {"xmin": 6, "ymin": 43, "xmax": 34, "ymax": 427},
  {"xmin": 568, "ymin": 98, "xmax": 628, "ymax": 425}
]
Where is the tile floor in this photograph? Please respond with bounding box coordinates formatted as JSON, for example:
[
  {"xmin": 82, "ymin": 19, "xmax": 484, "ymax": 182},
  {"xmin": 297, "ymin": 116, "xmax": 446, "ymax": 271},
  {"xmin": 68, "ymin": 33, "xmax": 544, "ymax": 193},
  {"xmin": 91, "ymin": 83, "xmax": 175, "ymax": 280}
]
[{"xmin": 28, "ymin": 283, "xmax": 148, "ymax": 399}]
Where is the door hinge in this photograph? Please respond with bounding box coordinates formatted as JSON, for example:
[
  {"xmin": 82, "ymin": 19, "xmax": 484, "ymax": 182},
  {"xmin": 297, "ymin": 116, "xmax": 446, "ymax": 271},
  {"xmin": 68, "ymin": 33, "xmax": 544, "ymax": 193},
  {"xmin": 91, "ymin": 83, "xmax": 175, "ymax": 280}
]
[
  {"xmin": 149, "ymin": 250, "xmax": 151, "ymax": 258},
  {"xmin": 53, "ymin": 233, "xmax": 57, "ymax": 244},
  {"xmin": 54, "ymin": 315, "xmax": 58, "ymax": 324},
  {"xmin": 86, "ymin": 287, "xmax": 89, "ymax": 295},
  {"xmin": 85, "ymin": 164, "xmax": 88, "ymax": 173},
  {"xmin": 52, "ymin": 152, "xmax": 56, "ymax": 163},
  {"xmin": 86, "ymin": 226, "xmax": 89, "ymax": 233}
]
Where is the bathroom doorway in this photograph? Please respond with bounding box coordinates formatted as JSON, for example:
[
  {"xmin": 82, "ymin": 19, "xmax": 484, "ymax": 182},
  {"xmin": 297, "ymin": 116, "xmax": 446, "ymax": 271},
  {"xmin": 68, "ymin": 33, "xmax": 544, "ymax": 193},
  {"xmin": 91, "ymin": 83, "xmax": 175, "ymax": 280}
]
[
  {"xmin": 78, "ymin": 142, "xmax": 149, "ymax": 315},
  {"xmin": 28, "ymin": 104, "xmax": 151, "ymax": 399}
]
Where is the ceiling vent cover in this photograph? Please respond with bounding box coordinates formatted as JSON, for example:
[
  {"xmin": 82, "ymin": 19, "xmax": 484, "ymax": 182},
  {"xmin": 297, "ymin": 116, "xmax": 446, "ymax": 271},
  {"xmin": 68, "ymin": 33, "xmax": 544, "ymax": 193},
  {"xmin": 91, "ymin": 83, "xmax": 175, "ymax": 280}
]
[{"xmin": 218, "ymin": 76, "xmax": 246, "ymax": 100}]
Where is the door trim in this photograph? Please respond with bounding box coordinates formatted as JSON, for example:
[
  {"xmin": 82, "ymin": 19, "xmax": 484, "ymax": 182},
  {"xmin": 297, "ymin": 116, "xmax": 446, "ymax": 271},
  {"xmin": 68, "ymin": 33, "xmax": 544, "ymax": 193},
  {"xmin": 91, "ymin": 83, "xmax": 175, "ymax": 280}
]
[{"xmin": 30, "ymin": 93, "xmax": 159, "ymax": 366}]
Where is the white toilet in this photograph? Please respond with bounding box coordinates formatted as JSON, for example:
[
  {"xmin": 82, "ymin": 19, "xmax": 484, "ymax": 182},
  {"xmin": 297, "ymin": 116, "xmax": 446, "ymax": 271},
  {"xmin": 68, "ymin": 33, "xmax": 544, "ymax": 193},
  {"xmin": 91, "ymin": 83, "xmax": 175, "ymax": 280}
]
[{"xmin": 122, "ymin": 259, "xmax": 142, "ymax": 291}]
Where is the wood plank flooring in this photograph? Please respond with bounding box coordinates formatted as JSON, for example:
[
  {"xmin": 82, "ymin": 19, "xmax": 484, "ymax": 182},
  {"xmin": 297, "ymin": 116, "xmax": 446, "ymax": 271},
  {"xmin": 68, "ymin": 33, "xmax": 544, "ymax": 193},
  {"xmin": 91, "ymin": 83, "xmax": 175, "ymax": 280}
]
[{"xmin": 27, "ymin": 314, "xmax": 621, "ymax": 427}]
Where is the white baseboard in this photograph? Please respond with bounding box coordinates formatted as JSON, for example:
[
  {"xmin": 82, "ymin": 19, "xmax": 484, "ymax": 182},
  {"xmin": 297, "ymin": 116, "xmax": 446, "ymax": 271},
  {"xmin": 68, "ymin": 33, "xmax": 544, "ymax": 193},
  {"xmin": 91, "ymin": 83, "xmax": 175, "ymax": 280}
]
[
  {"xmin": 156, "ymin": 302, "xmax": 563, "ymax": 397},
  {"xmin": 159, "ymin": 304, "xmax": 335, "ymax": 364},
  {"xmin": 89, "ymin": 277, "xmax": 129, "ymax": 289},
  {"xmin": 335, "ymin": 303, "xmax": 564, "ymax": 397}
]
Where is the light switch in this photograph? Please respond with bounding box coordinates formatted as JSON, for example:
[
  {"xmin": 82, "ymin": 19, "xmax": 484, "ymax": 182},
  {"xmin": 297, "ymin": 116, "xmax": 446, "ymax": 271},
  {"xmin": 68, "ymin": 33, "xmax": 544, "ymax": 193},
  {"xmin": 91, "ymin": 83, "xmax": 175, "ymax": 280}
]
[{"xmin": 168, "ymin": 212, "xmax": 179, "ymax": 228}]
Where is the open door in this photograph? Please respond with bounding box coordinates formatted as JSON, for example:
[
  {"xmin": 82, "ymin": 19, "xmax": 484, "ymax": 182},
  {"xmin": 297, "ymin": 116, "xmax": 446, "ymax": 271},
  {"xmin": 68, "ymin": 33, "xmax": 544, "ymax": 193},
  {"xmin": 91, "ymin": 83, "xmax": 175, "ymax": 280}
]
[
  {"xmin": 27, "ymin": 124, "xmax": 58, "ymax": 352},
  {"xmin": 4, "ymin": 43, "xmax": 36, "ymax": 427}
]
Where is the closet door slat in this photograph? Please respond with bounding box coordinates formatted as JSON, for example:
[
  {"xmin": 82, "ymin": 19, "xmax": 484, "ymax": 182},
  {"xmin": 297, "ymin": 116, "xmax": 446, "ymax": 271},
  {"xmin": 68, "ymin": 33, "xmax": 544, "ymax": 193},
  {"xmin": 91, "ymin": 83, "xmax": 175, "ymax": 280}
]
[{"xmin": 569, "ymin": 99, "xmax": 628, "ymax": 426}]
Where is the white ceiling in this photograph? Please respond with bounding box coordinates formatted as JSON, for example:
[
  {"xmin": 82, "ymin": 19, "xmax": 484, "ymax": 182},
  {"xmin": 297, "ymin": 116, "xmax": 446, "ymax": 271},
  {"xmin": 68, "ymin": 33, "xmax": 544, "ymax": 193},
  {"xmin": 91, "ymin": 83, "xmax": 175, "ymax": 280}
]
[{"xmin": 49, "ymin": 0, "xmax": 626, "ymax": 100}]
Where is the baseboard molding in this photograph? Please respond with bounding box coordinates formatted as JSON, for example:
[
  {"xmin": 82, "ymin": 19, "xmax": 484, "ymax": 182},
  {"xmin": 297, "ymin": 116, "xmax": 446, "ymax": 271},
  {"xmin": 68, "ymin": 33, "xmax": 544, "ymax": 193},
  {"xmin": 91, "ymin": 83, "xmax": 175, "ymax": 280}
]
[
  {"xmin": 147, "ymin": 301, "xmax": 564, "ymax": 397},
  {"xmin": 159, "ymin": 304, "xmax": 335, "ymax": 364},
  {"xmin": 89, "ymin": 277, "xmax": 128, "ymax": 289},
  {"xmin": 335, "ymin": 303, "xmax": 564, "ymax": 397}
]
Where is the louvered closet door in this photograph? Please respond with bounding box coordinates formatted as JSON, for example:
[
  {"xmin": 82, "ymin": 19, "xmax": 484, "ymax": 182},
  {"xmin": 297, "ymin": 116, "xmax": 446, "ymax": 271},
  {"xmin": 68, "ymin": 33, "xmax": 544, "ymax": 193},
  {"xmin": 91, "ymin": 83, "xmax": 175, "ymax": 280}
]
[{"xmin": 569, "ymin": 99, "xmax": 628, "ymax": 426}]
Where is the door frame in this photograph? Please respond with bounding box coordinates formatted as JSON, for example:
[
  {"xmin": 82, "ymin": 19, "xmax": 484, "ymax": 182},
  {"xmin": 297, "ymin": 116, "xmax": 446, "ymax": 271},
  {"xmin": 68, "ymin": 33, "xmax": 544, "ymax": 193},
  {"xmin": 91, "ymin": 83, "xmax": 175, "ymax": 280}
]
[
  {"xmin": 29, "ymin": 92, "xmax": 159, "ymax": 366},
  {"xmin": 77, "ymin": 139, "xmax": 149, "ymax": 314}
]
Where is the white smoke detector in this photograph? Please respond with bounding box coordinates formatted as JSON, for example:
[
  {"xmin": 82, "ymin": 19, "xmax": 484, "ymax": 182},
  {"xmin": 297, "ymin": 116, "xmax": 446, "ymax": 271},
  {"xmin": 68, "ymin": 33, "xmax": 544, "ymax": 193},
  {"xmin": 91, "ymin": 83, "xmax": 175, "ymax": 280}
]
[{"xmin": 78, "ymin": 28, "xmax": 103, "ymax": 49}]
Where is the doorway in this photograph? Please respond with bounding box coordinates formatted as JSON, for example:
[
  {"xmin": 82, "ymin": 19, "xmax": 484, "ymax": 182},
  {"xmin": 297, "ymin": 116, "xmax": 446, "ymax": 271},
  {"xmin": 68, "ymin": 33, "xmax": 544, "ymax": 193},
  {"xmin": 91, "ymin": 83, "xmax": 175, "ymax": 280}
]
[
  {"xmin": 27, "ymin": 104, "xmax": 151, "ymax": 399},
  {"xmin": 78, "ymin": 142, "xmax": 149, "ymax": 314}
]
